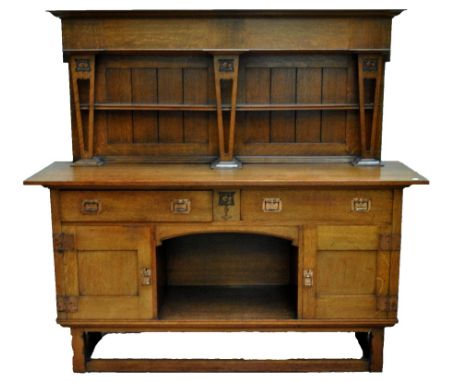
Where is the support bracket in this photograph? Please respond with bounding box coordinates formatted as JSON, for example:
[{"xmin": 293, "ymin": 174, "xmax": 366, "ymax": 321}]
[
  {"xmin": 210, "ymin": 53, "xmax": 241, "ymax": 169},
  {"xmin": 70, "ymin": 55, "xmax": 96, "ymax": 162},
  {"xmin": 356, "ymin": 54, "xmax": 385, "ymax": 165}
]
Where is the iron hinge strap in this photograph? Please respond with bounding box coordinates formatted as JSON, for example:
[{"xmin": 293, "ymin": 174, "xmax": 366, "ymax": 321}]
[
  {"xmin": 379, "ymin": 233, "xmax": 401, "ymax": 251},
  {"xmin": 377, "ymin": 296, "xmax": 398, "ymax": 312},
  {"xmin": 53, "ymin": 232, "xmax": 75, "ymax": 252}
]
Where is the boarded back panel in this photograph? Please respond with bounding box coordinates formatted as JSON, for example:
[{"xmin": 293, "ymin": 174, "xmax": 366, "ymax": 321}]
[
  {"xmin": 244, "ymin": 68, "xmax": 270, "ymax": 143},
  {"xmin": 164, "ymin": 233, "xmax": 292, "ymax": 286},
  {"xmin": 131, "ymin": 68, "xmax": 158, "ymax": 143},
  {"xmin": 183, "ymin": 68, "xmax": 209, "ymax": 143},
  {"xmin": 321, "ymin": 68, "xmax": 347, "ymax": 143},
  {"xmin": 270, "ymin": 68, "xmax": 296, "ymax": 142},
  {"xmin": 106, "ymin": 68, "xmax": 133, "ymax": 143},
  {"xmin": 296, "ymin": 68, "xmax": 322, "ymax": 143},
  {"xmin": 158, "ymin": 68, "xmax": 183, "ymax": 143}
]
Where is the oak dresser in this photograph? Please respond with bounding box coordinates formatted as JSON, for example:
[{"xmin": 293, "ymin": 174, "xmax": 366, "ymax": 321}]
[{"xmin": 24, "ymin": 10, "xmax": 428, "ymax": 373}]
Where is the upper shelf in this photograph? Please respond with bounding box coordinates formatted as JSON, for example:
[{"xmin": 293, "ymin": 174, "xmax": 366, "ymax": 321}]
[
  {"xmin": 80, "ymin": 103, "xmax": 375, "ymax": 112},
  {"xmin": 50, "ymin": 9, "xmax": 403, "ymax": 56}
]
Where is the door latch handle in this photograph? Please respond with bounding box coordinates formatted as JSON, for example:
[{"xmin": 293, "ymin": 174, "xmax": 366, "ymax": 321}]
[{"xmin": 303, "ymin": 269, "xmax": 313, "ymax": 287}]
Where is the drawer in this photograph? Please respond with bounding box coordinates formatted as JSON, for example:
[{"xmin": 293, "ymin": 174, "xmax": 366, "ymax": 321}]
[
  {"xmin": 241, "ymin": 190, "xmax": 393, "ymax": 224},
  {"xmin": 60, "ymin": 191, "xmax": 212, "ymax": 222}
]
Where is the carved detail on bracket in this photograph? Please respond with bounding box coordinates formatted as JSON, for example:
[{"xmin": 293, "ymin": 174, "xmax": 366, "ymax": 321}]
[
  {"xmin": 75, "ymin": 58, "xmax": 91, "ymax": 72},
  {"xmin": 362, "ymin": 58, "xmax": 378, "ymax": 72},
  {"xmin": 218, "ymin": 59, "xmax": 235, "ymax": 72}
]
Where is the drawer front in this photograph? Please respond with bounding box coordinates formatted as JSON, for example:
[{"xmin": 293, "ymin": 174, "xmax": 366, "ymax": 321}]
[
  {"xmin": 241, "ymin": 190, "xmax": 393, "ymax": 224},
  {"xmin": 60, "ymin": 191, "xmax": 212, "ymax": 222}
]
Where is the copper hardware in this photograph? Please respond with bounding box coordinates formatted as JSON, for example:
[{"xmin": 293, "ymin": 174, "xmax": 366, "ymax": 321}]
[
  {"xmin": 75, "ymin": 58, "xmax": 91, "ymax": 72},
  {"xmin": 377, "ymin": 296, "xmax": 398, "ymax": 312},
  {"xmin": 262, "ymin": 198, "xmax": 282, "ymax": 212},
  {"xmin": 57, "ymin": 296, "xmax": 79, "ymax": 313},
  {"xmin": 379, "ymin": 233, "xmax": 401, "ymax": 251},
  {"xmin": 81, "ymin": 199, "xmax": 101, "ymax": 214},
  {"xmin": 140, "ymin": 267, "xmax": 152, "ymax": 286},
  {"xmin": 352, "ymin": 198, "xmax": 371, "ymax": 212},
  {"xmin": 53, "ymin": 232, "xmax": 75, "ymax": 252},
  {"xmin": 218, "ymin": 59, "xmax": 234, "ymax": 72},
  {"xmin": 218, "ymin": 191, "xmax": 235, "ymax": 220},
  {"xmin": 362, "ymin": 58, "xmax": 378, "ymax": 72},
  {"xmin": 171, "ymin": 199, "xmax": 191, "ymax": 214},
  {"xmin": 303, "ymin": 269, "xmax": 313, "ymax": 287}
]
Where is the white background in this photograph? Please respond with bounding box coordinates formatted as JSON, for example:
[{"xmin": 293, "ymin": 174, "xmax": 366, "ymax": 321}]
[{"xmin": 1, "ymin": 0, "xmax": 466, "ymax": 380}]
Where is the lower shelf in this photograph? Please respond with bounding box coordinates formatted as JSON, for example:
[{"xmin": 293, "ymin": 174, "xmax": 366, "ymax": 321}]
[{"xmin": 158, "ymin": 286, "xmax": 296, "ymax": 320}]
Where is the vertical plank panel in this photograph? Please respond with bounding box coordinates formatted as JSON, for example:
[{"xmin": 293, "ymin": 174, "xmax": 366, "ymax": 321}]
[
  {"xmin": 271, "ymin": 68, "xmax": 296, "ymax": 142},
  {"xmin": 346, "ymin": 111, "xmax": 361, "ymax": 155},
  {"xmin": 158, "ymin": 68, "xmax": 183, "ymax": 143},
  {"xmin": 296, "ymin": 68, "xmax": 321, "ymax": 143},
  {"xmin": 132, "ymin": 68, "xmax": 158, "ymax": 143},
  {"xmin": 301, "ymin": 226, "xmax": 317, "ymax": 319},
  {"xmin": 346, "ymin": 63, "xmax": 360, "ymax": 154},
  {"xmin": 389, "ymin": 189, "xmax": 403, "ymax": 320},
  {"xmin": 184, "ymin": 68, "xmax": 209, "ymax": 143},
  {"xmin": 106, "ymin": 68, "xmax": 133, "ymax": 143},
  {"xmin": 244, "ymin": 68, "xmax": 270, "ymax": 143},
  {"xmin": 321, "ymin": 68, "xmax": 347, "ymax": 143}
]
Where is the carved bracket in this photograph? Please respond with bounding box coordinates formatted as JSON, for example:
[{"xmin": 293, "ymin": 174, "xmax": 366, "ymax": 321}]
[
  {"xmin": 69, "ymin": 55, "xmax": 99, "ymax": 164},
  {"xmin": 357, "ymin": 54, "xmax": 384, "ymax": 163},
  {"xmin": 211, "ymin": 54, "xmax": 240, "ymax": 168}
]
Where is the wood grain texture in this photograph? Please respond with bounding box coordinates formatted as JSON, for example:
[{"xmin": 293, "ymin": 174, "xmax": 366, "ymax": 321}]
[
  {"xmin": 59, "ymin": 190, "xmax": 213, "ymax": 222},
  {"xmin": 242, "ymin": 190, "xmax": 393, "ymax": 224},
  {"xmin": 53, "ymin": 10, "xmax": 399, "ymax": 52},
  {"xmin": 86, "ymin": 358, "xmax": 369, "ymax": 373},
  {"xmin": 59, "ymin": 319, "xmax": 397, "ymax": 331},
  {"xmin": 25, "ymin": 9, "xmax": 427, "ymax": 374},
  {"xmin": 71, "ymin": 329, "xmax": 86, "ymax": 372},
  {"xmin": 131, "ymin": 68, "xmax": 158, "ymax": 143},
  {"xmin": 62, "ymin": 225, "xmax": 154, "ymax": 320},
  {"xmin": 159, "ymin": 286, "xmax": 296, "ymax": 320},
  {"xmin": 24, "ymin": 161, "xmax": 429, "ymax": 188},
  {"xmin": 162, "ymin": 233, "xmax": 293, "ymax": 286}
]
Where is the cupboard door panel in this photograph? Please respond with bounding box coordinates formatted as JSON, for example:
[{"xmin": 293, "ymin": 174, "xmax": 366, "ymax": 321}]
[
  {"xmin": 301, "ymin": 225, "xmax": 391, "ymax": 320},
  {"xmin": 62, "ymin": 225, "xmax": 154, "ymax": 320}
]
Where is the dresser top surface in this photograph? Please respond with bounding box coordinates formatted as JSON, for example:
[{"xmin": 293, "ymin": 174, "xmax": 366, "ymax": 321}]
[{"xmin": 24, "ymin": 162, "xmax": 428, "ymax": 189}]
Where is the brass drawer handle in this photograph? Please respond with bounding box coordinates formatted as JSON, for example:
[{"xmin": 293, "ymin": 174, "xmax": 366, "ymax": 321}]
[
  {"xmin": 81, "ymin": 199, "xmax": 101, "ymax": 215},
  {"xmin": 352, "ymin": 198, "xmax": 371, "ymax": 212},
  {"xmin": 171, "ymin": 198, "xmax": 191, "ymax": 214},
  {"xmin": 262, "ymin": 198, "xmax": 282, "ymax": 212}
]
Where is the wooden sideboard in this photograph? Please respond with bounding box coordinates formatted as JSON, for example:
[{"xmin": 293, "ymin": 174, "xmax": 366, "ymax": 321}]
[{"xmin": 24, "ymin": 10, "xmax": 428, "ymax": 373}]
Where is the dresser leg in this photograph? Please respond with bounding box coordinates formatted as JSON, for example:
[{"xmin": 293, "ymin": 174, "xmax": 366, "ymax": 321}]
[
  {"xmin": 71, "ymin": 330, "xmax": 105, "ymax": 372},
  {"xmin": 368, "ymin": 328, "xmax": 384, "ymax": 372},
  {"xmin": 71, "ymin": 329, "xmax": 86, "ymax": 373}
]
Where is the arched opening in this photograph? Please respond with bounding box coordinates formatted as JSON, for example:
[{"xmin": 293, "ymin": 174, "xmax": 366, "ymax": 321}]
[{"xmin": 156, "ymin": 233, "xmax": 298, "ymax": 320}]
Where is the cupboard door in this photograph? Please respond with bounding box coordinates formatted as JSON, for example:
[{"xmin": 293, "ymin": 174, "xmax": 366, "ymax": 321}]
[
  {"xmin": 301, "ymin": 225, "xmax": 391, "ymax": 319},
  {"xmin": 62, "ymin": 225, "xmax": 154, "ymax": 320}
]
